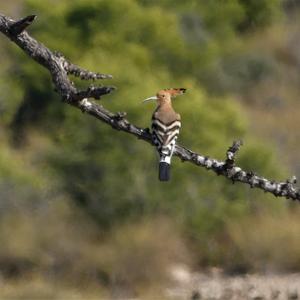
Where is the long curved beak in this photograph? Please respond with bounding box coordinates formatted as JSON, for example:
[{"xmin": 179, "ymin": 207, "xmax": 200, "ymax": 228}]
[{"xmin": 142, "ymin": 96, "xmax": 157, "ymax": 103}]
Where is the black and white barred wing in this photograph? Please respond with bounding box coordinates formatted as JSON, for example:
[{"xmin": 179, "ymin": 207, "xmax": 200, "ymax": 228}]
[{"xmin": 152, "ymin": 119, "xmax": 181, "ymax": 164}]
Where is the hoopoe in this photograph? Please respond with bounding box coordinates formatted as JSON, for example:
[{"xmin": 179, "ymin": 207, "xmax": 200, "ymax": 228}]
[{"xmin": 143, "ymin": 88, "xmax": 186, "ymax": 181}]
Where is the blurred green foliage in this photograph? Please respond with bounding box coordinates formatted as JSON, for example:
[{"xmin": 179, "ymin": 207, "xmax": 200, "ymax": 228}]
[{"xmin": 0, "ymin": 0, "xmax": 298, "ymax": 294}]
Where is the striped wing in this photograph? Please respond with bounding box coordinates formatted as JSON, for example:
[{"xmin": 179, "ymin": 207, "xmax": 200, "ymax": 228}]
[{"xmin": 152, "ymin": 118, "xmax": 181, "ymax": 160}]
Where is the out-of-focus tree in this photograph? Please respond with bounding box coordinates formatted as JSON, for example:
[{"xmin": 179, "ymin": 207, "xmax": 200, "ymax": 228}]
[{"xmin": 0, "ymin": 0, "xmax": 287, "ymax": 263}]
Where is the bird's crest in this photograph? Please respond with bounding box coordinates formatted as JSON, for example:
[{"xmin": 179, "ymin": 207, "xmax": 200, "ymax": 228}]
[{"xmin": 163, "ymin": 88, "xmax": 186, "ymax": 98}]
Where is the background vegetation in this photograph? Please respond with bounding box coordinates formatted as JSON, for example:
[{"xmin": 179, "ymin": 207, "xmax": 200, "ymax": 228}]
[{"xmin": 0, "ymin": 0, "xmax": 300, "ymax": 298}]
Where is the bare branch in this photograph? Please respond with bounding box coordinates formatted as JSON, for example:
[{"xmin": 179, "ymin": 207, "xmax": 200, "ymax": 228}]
[
  {"xmin": 176, "ymin": 143, "xmax": 299, "ymax": 200},
  {"xmin": 226, "ymin": 140, "xmax": 243, "ymax": 166},
  {"xmin": 1, "ymin": 13, "xmax": 299, "ymax": 202},
  {"xmin": 54, "ymin": 52, "xmax": 113, "ymax": 80},
  {"xmin": 75, "ymin": 85, "xmax": 116, "ymax": 101},
  {"xmin": 67, "ymin": 62, "xmax": 114, "ymax": 81}
]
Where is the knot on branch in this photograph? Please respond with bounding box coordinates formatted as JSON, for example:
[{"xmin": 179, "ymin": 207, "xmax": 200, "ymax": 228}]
[
  {"xmin": 109, "ymin": 112, "xmax": 130, "ymax": 130},
  {"xmin": 113, "ymin": 112, "xmax": 127, "ymax": 121},
  {"xmin": 143, "ymin": 128, "xmax": 151, "ymax": 135},
  {"xmin": 79, "ymin": 98, "xmax": 92, "ymax": 112},
  {"xmin": 55, "ymin": 52, "xmax": 69, "ymax": 71},
  {"xmin": 231, "ymin": 169, "xmax": 243, "ymax": 182},
  {"xmin": 246, "ymin": 171, "xmax": 256, "ymax": 188},
  {"xmin": 138, "ymin": 128, "xmax": 152, "ymax": 142},
  {"xmin": 280, "ymin": 176, "xmax": 298, "ymax": 199},
  {"xmin": 75, "ymin": 85, "xmax": 115, "ymax": 101},
  {"xmin": 8, "ymin": 15, "xmax": 36, "ymax": 35}
]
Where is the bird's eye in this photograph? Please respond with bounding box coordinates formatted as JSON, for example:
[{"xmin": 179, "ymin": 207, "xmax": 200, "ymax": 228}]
[{"xmin": 162, "ymin": 95, "xmax": 165, "ymax": 98}]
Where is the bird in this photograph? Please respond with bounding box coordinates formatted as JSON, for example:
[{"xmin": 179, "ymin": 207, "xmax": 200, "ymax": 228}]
[{"xmin": 143, "ymin": 88, "xmax": 186, "ymax": 181}]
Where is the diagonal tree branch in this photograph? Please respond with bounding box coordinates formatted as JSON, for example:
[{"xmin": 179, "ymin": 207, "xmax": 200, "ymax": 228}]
[{"xmin": 1, "ymin": 13, "xmax": 300, "ymax": 202}]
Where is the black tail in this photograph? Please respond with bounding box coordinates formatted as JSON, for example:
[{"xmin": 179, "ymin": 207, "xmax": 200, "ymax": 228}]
[{"xmin": 159, "ymin": 162, "xmax": 170, "ymax": 181}]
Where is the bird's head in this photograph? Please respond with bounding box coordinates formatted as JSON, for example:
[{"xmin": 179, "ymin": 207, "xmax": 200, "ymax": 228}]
[{"xmin": 143, "ymin": 88, "xmax": 186, "ymax": 105}]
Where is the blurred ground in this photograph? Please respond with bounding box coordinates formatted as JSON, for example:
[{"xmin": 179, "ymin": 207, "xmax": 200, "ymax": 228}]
[
  {"xmin": 1, "ymin": 270, "xmax": 300, "ymax": 299},
  {"xmin": 168, "ymin": 268, "xmax": 300, "ymax": 300}
]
